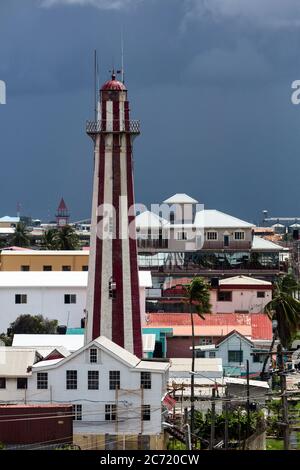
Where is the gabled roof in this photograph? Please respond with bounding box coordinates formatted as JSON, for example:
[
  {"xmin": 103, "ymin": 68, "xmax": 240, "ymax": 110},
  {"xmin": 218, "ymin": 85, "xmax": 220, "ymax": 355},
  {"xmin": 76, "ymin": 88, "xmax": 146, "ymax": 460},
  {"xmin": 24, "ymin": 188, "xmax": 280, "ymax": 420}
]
[
  {"xmin": 57, "ymin": 198, "xmax": 68, "ymax": 211},
  {"xmin": 12, "ymin": 334, "xmax": 84, "ymax": 352},
  {"xmin": 146, "ymin": 313, "xmax": 272, "ymax": 340},
  {"xmin": 135, "ymin": 211, "xmax": 168, "ymax": 228},
  {"xmin": 194, "ymin": 210, "xmax": 254, "ymax": 228},
  {"xmin": 252, "ymin": 236, "xmax": 283, "ymax": 251},
  {"xmin": 163, "ymin": 193, "xmax": 198, "ymax": 204},
  {"xmin": 0, "ymin": 347, "xmax": 40, "ymax": 377},
  {"xmin": 219, "ymin": 275, "xmax": 272, "ymax": 287},
  {"xmin": 215, "ymin": 330, "xmax": 253, "ymax": 347},
  {"xmin": 31, "ymin": 335, "xmax": 169, "ymax": 373}
]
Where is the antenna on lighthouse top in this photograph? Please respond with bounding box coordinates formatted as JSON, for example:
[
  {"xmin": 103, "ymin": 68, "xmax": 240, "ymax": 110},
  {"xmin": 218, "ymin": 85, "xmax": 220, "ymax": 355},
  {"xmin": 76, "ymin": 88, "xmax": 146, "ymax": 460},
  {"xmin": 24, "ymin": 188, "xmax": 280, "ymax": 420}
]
[
  {"xmin": 94, "ymin": 49, "xmax": 99, "ymax": 121},
  {"xmin": 121, "ymin": 28, "xmax": 125, "ymax": 84}
]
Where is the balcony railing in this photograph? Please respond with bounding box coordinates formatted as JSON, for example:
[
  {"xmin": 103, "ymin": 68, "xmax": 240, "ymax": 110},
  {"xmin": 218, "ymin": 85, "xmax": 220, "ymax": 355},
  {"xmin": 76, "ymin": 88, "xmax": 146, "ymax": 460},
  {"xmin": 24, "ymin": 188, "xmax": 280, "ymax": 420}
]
[{"xmin": 86, "ymin": 120, "xmax": 140, "ymax": 136}]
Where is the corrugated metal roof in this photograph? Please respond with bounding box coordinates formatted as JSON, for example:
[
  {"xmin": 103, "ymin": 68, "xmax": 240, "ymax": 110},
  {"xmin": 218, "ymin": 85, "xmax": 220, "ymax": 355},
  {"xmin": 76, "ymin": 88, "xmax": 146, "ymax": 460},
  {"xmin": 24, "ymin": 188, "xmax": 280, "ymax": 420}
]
[
  {"xmin": 32, "ymin": 358, "xmax": 64, "ymax": 368},
  {"xmin": 147, "ymin": 313, "xmax": 272, "ymax": 340},
  {"xmin": 171, "ymin": 325, "xmax": 252, "ymax": 337},
  {"xmin": 135, "ymin": 361, "xmax": 169, "ymax": 371},
  {"xmin": 12, "ymin": 334, "xmax": 84, "ymax": 351},
  {"xmin": 194, "ymin": 210, "xmax": 253, "ymax": 228},
  {"xmin": 252, "ymin": 236, "xmax": 283, "ymax": 251},
  {"xmin": 170, "ymin": 358, "xmax": 222, "ymax": 373},
  {"xmin": 0, "ymin": 348, "xmax": 39, "ymax": 377},
  {"xmin": 220, "ymin": 275, "xmax": 272, "ymax": 286}
]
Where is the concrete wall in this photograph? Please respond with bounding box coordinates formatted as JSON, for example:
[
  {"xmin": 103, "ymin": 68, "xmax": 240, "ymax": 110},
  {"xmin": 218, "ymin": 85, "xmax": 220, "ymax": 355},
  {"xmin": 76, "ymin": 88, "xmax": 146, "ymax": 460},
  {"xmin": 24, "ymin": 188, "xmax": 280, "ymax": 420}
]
[
  {"xmin": 210, "ymin": 288, "xmax": 272, "ymax": 314},
  {"xmin": 0, "ymin": 285, "xmax": 147, "ymax": 334},
  {"xmin": 0, "ymin": 253, "xmax": 89, "ymax": 271},
  {"xmin": 0, "ymin": 286, "xmax": 86, "ymax": 332}
]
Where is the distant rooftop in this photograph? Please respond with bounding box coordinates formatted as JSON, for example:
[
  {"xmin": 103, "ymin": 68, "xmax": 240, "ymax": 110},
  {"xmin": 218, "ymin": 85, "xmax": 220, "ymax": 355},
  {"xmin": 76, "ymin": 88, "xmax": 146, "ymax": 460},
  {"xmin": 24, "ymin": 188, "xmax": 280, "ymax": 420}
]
[
  {"xmin": 163, "ymin": 193, "xmax": 198, "ymax": 204},
  {"xmin": 0, "ymin": 216, "xmax": 20, "ymax": 223}
]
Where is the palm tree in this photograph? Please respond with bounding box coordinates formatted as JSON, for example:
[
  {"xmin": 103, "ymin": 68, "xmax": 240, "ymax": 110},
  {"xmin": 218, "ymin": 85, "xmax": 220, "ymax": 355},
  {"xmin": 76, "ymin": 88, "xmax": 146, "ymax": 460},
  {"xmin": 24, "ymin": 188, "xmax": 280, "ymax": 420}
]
[
  {"xmin": 9, "ymin": 222, "xmax": 30, "ymax": 247},
  {"xmin": 184, "ymin": 277, "xmax": 211, "ymax": 445},
  {"xmin": 41, "ymin": 228, "xmax": 59, "ymax": 250},
  {"xmin": 261, "ymin": 274, "xmax": 300, "ymax": 379},
  {"xmin": 56, "ymin": 225, "xmax": 80, "ymax": 250}
]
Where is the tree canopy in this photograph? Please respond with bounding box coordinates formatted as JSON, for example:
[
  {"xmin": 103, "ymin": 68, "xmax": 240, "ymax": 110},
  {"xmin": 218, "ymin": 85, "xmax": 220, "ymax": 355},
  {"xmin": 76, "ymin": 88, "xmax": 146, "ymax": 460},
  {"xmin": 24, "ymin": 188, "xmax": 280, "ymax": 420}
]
[{"xmin": 8, "ymin": 314, "xmax": 58, "ymax": 335}]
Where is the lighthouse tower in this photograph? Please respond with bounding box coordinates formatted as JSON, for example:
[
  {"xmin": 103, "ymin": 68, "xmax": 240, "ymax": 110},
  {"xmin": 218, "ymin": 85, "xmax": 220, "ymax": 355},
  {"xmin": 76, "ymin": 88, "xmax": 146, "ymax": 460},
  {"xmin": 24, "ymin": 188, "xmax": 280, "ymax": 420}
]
[{"xmin": 85, "ymin": 72, "xmax": 142, "ymax": 357}]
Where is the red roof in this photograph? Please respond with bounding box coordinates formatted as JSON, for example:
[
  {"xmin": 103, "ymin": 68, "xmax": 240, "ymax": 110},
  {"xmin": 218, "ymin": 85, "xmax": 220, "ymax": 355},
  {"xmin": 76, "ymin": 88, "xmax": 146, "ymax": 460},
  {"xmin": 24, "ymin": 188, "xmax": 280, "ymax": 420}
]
[
  {"xmin": 101, "ymin": 73, "xmax": 126, "ymax": 91},
  {"xmin": 146, "ymin": 313, "xmax": 272, "ymax": 340},
  {"xmin": 58, "ymin": 197, "xmax": 68, "ymax": 211}
]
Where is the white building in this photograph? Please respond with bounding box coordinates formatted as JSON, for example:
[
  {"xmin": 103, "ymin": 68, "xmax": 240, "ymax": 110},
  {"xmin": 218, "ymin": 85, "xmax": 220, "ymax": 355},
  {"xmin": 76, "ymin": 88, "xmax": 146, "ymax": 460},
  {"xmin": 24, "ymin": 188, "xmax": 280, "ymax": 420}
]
[
  {"xmin": 0, "ymin": 271, "xmax": 152, "ymax": 334},
  {"xmin": 0, "ymin": 337, "xmax": 169, "ymax": 447},
  {"xmin": 210, "ymin": 275, "xmax": 272, "ymax": 314}
]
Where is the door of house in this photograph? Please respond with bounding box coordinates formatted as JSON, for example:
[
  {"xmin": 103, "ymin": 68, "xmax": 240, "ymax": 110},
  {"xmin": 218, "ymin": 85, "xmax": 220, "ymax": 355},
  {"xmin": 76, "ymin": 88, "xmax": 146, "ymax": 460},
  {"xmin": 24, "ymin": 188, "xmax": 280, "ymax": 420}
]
[{"xmin": 224, "ymin": 235, "xmax": 229, "ymax": 247}]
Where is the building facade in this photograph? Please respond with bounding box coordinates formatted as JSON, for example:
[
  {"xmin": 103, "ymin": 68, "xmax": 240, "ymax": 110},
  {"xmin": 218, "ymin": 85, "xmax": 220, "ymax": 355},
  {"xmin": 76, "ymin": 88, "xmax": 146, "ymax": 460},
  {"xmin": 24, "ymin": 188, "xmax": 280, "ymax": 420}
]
[
  {"xmin": 0, "ymin": 337, "xmax": 169, "ymax": 449},
  {"xmin": 0, "ymin": 271, "xmax": 151, "ymax": 335}
]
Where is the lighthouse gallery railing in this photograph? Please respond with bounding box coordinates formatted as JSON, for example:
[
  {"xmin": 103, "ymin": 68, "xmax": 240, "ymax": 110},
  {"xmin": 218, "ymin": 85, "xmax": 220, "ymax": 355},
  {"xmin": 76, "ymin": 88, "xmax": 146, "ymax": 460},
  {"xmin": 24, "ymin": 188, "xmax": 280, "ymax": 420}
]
[{"xmin": 86, "ymin": 120, "xmax": 140, "ymax": 135}]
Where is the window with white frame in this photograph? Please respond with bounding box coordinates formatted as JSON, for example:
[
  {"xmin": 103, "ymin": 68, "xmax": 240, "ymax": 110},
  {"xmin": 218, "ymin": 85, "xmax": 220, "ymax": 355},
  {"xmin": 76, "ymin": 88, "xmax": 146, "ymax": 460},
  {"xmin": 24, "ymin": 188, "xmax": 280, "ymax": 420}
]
[
  {"xmin": 89, "ymin": 348, "xmax": 98, "ymax": 363},
  {"xmin": 88, "ymin": 370, "xmax": 99, "ymax": 390},
  {"xmin": 105, "ymin": 404, "xmax": 117, "ymax": 421},
  {"xmin": 64, "ymin": 294, "xmax": 76, "ymax": 304},
  {"xmin": 66, "ymin": 370, "xmax": 77, "ymax": 390},
  {"xmin": 72, "ymin": 404, "xmax": 82, "ymax": 421},
  {"xmin": 206, "ymin": 232, "xmax": 218, "ymax": 240},
  {"xmin": 142, "ymin": 404, "xmax": 151, "ymax": 421},
  {"xmin": 141, "ymin": 372, "xmax": 151, "ymax": 389},
  {"xmin": 37, "ymin": 372, "xmax": 48, "ymax": 389},
  {"xmin": 234, "ymin": 232, "xmax": 245, "ymax": 240},
  {"xmin": 15, "ymin": 294, "xmax": 27, "ymax": 304},
  {"xmin": 177, "ymin": 231, "xmax": 187, "ymax": 241},
  {"xmin": 109, "ymin": 370, "xmax": 120, "ymax": 390}
]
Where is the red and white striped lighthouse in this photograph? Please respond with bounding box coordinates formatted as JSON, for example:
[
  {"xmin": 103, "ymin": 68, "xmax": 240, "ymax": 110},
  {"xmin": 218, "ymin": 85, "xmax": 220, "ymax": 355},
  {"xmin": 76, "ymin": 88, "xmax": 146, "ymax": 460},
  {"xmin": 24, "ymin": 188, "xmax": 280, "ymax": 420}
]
[{"xmin": 85, "ymin": 72, "xmax": 143, "ymax": 357}]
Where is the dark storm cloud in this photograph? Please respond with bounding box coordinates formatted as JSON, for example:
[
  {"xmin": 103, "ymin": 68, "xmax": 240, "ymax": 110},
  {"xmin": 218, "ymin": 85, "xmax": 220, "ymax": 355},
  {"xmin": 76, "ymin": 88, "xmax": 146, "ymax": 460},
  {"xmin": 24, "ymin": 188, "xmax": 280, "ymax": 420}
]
[{"xmin": 1, "ymin": 0, "xmax": 300, "ymax": 223}]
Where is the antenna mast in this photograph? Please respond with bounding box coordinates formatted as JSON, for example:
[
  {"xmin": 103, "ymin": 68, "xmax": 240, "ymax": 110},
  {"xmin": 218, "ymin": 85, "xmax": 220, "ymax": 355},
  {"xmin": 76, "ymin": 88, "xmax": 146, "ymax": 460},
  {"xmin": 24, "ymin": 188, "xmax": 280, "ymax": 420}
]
[
  {"xmin": 94, "ymin": 49, "xmax": 98, "ymax": 121},
  {"xmin": 121, "ymin": 29, "xmax": 125, "ymax": 84}
]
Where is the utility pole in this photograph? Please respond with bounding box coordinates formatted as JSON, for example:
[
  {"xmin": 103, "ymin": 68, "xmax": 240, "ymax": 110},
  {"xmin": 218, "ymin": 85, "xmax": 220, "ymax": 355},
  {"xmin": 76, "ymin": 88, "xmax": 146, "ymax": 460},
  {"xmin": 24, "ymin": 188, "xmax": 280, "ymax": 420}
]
[
  {"xmin": 209, "ymin": 387, "xmax": 216, "ymax": 450},
  {"xmin": 246, "ymin": 359, "xmax": 250, "ymax": 439},
  {"xmin": 278, "ymin": 344, "xmax": 290, "ymax": 450},
  {"xmin": 224, "ymin": 386, "xmax": 229, "ymax": 450}
]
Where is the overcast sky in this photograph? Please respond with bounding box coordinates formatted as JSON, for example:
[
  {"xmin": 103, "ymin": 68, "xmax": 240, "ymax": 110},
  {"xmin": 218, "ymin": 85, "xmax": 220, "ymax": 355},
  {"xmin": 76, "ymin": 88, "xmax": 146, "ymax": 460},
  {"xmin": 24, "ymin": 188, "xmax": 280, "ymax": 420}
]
[{"xmin": 1, "ymin": 0, "xmax": 300, "ymax": 224}]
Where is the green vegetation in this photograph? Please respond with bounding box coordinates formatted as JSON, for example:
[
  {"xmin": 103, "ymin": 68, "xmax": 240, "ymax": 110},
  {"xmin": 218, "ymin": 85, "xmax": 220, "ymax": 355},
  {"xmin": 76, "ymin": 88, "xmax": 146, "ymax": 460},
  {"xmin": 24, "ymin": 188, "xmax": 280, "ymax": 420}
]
[
  {"xmin": 194, "ymin": 408, "xmax": 263, "ymax": 446},
  {"xmin": 7, "ymin": 314, "xmax": 58, "ymax": 335},
  {"xmin": 266, "ymin": 439, "xmax": 284, "ymax": 450},
  {"xmin": 41, "ymin": 225, "xmax": 80, "ymax": 250},
  {"xmin": 261, "ymin": 273, "xmax": 300, "ymax": 378},
  {"xmin": 9, "ymin": 222, "xmax": 30, "ymax": 247}
]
